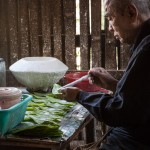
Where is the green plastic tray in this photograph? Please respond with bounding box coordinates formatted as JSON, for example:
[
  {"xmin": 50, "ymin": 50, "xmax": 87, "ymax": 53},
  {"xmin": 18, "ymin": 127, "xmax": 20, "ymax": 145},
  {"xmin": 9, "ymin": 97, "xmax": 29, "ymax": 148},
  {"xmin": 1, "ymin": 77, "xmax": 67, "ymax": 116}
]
[{"xmin": 0, "ymin": 94, "xmax": 32, "ymax": 136}]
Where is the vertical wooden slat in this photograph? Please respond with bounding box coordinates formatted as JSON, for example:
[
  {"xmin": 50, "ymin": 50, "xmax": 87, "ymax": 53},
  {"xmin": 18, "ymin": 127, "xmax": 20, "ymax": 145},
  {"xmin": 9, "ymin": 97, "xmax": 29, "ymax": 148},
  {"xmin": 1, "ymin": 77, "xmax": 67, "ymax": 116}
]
[
  {"xmin": 41, "ymin": 0, "xmax": 51, "ymax": 56},
  {"xmin": 53, "ymin": 0, "xmax": 63, "ymax": 60},
  {"xmin": 61, "ymin": 0, "xmax": 66, "ymax": 63},
  {"xmin": 63, "ymin": 0, "xmax": 76, "ymax": 70},
  {"xmin": 101, "ymin": 30, "xmax": 106, "ymax": 68},
  {"xmin": 28, "ymin": 0, "xmax": 42, "ymax": 56},
  {"xmin": 105, "ymin": 20, "xmax": 117, "ymax": 70},
  {"xmin": 7, "ymin": 0, "xmax": 19, "ymax": 65},
  {"xmin": 18, "ymin": 0, "xmax": 30, "ymax": 58},
  {"xmin": 119, "ymin": 44, "xmax": 130, "ymax": 70},
  {"xmin": 16, "ymin": 0, "xmax": 21, "ymax": 59},
  {"xmin": 80, "ymin": 0, "xmax": 90, "ymax": 70},
  {"xmin": 85, "ymin": 118, "xmax": 95, "ymax": 143},
  {"xmin": 0, "ymin": 0, "xmax": 8, "ymax": 68},
  {"xmin": 5, "ymin": 0, "xmax": 20, "ymax": 86},
  {"xmin": 91, "ymin": 0, "xmax": 101, "ymax": 68},
  {"xmin": 50, "ymin": 0, "xmax": 55, "ymax": 57}
]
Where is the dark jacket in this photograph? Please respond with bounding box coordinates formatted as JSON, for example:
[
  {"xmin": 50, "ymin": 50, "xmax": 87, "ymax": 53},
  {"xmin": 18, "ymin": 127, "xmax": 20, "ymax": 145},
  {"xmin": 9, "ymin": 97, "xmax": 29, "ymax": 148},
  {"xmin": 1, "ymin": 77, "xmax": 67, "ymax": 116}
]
[{"xmin": 76, "ymin": 19, "xmax": 150, "ymax": 150}]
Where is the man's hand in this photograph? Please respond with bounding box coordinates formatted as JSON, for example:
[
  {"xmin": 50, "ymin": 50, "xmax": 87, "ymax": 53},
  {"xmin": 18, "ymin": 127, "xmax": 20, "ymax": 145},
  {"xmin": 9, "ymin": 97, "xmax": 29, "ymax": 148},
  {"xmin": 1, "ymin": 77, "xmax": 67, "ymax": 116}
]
[
  {"xmin": 59, "ymin": 87, "xmax": 81, "ymax": 102},
  {"xmin": 88, "ymin": 67, "xmax": 118, "ymax": 92}
]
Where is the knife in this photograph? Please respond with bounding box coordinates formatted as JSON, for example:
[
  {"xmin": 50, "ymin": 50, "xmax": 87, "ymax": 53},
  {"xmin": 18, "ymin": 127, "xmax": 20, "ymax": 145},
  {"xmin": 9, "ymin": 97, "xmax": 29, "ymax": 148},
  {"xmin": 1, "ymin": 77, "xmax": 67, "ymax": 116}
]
[{"xmin": 59, "ymin": 74, "xmax": 89, "ymax": 91}]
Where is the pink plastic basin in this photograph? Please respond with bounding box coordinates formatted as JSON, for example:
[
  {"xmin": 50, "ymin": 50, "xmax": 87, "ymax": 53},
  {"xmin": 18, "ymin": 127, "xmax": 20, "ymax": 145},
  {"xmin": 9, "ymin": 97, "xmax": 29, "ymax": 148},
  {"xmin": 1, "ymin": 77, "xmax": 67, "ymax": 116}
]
[{"xmin": 0, "ymin": 87, "xmax": 22, "ymax": 109}]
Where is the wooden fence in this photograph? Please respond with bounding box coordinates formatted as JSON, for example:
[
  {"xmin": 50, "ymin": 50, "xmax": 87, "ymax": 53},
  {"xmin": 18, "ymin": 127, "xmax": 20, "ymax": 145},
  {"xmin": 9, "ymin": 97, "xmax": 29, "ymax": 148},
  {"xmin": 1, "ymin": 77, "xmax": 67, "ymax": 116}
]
[{"xmin": 0, "ymin": 0, "xmax": 130, "ymax": 86}]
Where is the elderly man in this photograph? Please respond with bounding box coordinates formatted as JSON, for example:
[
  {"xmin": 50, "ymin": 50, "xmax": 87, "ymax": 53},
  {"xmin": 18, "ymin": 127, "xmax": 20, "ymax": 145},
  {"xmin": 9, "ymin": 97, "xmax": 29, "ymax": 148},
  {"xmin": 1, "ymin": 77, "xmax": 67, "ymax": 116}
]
[{"xmin": 61, "ymin": 0, "xmax": 150, "ymax": 149}]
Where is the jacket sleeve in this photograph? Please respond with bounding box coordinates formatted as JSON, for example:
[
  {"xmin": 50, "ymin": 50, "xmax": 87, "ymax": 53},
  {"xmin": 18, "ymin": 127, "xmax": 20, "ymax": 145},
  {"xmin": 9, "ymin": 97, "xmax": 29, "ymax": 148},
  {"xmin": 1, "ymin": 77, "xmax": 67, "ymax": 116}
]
[{"xmin": 76, "ymin": 40, "xmax": 150, "ymax": 127}]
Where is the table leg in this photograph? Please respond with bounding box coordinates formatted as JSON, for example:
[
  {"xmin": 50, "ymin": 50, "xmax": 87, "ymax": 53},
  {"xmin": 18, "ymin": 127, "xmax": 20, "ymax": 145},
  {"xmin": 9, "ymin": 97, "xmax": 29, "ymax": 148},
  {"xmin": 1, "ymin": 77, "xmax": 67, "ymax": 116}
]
[{"xmin": 85, "ymin": 118, "xmax": 95, "ymax": 143}]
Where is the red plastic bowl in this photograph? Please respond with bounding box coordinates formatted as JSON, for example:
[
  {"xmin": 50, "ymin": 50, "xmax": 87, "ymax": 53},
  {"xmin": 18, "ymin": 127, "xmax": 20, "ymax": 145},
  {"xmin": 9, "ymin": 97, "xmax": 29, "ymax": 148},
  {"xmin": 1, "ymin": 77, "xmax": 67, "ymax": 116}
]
[{"xmin": 64, "ymin": 72, "xmax": 109, "ymax": 93}]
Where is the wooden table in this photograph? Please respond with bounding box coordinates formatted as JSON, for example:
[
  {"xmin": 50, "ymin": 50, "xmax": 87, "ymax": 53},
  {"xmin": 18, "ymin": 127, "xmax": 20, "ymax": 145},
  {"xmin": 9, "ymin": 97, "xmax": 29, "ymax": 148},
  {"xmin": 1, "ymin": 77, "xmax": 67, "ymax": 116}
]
[{"xmin": 0, "ymin": 104, "xmax": 94, "ymax": 150}]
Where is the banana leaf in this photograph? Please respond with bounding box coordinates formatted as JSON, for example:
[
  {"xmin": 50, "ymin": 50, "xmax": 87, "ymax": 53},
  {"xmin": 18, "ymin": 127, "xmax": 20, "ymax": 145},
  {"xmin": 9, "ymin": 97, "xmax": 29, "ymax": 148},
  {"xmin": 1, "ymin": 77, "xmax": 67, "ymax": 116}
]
[
  {"xmin": 11, "ymin": 84, "xmax": 76, "ymax": 138},
  {"xmin": 11, "ymin": 122, "xmax": 62, "ymax": 138}
]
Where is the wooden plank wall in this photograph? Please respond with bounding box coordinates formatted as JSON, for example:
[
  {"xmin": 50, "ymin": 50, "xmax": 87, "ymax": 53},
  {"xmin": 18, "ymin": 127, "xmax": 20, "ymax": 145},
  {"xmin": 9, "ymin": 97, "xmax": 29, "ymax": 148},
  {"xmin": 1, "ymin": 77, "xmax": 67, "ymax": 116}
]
[{"xmin": 0, "ymin": 0, "xmax": 130, "ymax": 86}]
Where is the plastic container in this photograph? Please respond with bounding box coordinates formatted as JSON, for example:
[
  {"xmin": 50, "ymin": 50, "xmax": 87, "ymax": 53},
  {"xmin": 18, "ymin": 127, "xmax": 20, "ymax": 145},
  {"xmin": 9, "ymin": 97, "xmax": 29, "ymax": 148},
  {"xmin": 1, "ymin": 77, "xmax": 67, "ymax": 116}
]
[
  {"xmin": 0, "ymin": 94, "xmax": 32, "ymax": 136},
  {"xmin": 0, "ymin": 87, "xmax": 22, "ymax": 109},
  {"xmin": 0, "ymin": 58, "xmax": 6, "ymax": 87},
  {"xmin": 64, "ymin": 71, "xmax": 109, "ymax": 93}
]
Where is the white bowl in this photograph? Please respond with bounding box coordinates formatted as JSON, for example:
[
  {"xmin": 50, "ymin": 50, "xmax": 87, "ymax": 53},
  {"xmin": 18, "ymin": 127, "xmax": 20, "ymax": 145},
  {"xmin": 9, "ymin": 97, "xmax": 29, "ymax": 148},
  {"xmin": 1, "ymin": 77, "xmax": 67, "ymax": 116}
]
[{"xmin": 9, "ymin": 57, "xmax": 68, "ymax": 92}]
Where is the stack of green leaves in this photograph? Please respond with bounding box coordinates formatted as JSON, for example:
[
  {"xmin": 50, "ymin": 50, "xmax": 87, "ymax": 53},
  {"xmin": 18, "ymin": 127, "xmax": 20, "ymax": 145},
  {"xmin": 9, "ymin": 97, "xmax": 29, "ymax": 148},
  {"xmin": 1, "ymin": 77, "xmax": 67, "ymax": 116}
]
[{"xmin": 11, "ymin": 84, "xmax": 75, "ymax": 138}]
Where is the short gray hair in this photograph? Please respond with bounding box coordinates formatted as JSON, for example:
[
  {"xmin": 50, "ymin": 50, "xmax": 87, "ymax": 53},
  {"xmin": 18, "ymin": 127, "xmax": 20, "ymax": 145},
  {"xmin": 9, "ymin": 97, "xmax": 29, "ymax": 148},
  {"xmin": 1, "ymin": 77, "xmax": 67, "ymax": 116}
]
[{"xmin": 106, "ymin": 0, "xmax": 150, "ymax": 16}]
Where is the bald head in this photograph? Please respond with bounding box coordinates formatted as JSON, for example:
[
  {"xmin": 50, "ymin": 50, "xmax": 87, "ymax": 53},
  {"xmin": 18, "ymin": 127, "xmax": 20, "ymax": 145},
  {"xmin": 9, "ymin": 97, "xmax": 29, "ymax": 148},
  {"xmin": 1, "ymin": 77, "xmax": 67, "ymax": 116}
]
[
  {"xmin": 104, "ymin": 0, "xmax": 150, "ymax": 44},
  {"xmin": 105, "ymin": 0, "xmax": 150, "ymax": 18}
]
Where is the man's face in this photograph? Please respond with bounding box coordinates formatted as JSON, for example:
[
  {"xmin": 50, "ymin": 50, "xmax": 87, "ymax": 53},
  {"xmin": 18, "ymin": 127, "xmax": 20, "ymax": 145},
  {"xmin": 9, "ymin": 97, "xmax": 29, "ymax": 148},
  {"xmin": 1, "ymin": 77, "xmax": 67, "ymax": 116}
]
[{"xmin": 104, "ymin": 1, "xmax": 137, "ymax": 44}]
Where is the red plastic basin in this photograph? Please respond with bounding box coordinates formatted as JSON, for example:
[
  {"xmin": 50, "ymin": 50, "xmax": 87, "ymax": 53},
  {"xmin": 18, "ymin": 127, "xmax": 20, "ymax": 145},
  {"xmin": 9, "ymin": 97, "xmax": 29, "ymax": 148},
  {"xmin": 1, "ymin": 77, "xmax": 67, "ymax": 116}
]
[{"xmin": 64, "ymin": 71, "xmax": 109, "ymax": 93}]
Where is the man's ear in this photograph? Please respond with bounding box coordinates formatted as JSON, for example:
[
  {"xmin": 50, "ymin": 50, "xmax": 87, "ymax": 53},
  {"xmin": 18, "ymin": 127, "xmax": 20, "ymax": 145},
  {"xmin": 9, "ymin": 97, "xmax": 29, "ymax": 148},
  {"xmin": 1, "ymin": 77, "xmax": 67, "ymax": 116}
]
[{"xmin": 125, "ymin": 4, "xmax": 138, "ymax": 21}]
